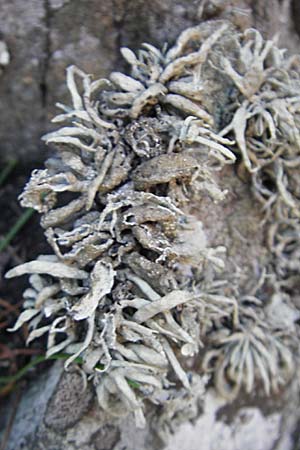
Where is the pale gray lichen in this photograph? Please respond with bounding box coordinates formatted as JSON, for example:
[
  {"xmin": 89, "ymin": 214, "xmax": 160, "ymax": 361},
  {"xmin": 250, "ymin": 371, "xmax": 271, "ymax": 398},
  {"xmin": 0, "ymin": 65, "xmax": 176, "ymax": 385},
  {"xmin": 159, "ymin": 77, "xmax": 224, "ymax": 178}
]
[
  {"xmin": 6, "ymin": 21, "xmax": 300, "ymax": 433},
  {"xmin": 203, "ymin": 302, "xmax": 295, "ymax": 400}
]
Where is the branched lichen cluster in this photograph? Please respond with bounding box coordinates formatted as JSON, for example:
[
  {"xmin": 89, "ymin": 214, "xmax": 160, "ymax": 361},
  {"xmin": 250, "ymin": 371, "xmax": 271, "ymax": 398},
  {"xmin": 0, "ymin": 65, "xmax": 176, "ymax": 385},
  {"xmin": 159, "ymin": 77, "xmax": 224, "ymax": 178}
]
[{"xmin": 6, "ymin": 21, "xmax": 300, "ymax": 431}]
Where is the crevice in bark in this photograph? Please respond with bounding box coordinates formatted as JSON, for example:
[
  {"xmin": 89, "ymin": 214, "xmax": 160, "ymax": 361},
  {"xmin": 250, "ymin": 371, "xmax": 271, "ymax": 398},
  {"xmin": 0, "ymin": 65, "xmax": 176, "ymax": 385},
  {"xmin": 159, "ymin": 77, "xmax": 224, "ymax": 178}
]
[
  {"xmin": 291, "ymin": 0, "xmax": 300, "ymax": 37},
  {"xmin": 112, "ymin": 0, "xmax": 131, "ymax": 70},
  {"xmin": 40, "ymin": 0, "xmax": 51, "ymax": 111}
]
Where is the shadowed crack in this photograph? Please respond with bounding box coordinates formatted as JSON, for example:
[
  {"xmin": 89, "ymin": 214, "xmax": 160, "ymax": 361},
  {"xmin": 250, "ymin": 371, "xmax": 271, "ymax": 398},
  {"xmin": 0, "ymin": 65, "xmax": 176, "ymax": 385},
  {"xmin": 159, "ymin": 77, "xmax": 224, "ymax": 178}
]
[
  {"xmin": 112, "ymin": 0, "xmax": 130, "ymax": 69},
  {"xmin": 291, "ymin": 0, "xmax": 300, "ymax": 37},
  {"xmin": 40, "ymin": 0, "xmax": 51, "ymax": 110}
]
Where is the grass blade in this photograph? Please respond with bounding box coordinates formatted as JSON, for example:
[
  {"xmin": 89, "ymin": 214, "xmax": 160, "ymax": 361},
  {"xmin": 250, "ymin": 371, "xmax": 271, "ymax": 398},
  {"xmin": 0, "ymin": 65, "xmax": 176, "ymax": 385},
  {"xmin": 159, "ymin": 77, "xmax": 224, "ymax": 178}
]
[
  {"xmin": 0, "ymin": 208, "xmax": 35, "ymax": 253},
  {"xmin": 0, "ymin": 159, "xmax": 17, "ymax": 187}
]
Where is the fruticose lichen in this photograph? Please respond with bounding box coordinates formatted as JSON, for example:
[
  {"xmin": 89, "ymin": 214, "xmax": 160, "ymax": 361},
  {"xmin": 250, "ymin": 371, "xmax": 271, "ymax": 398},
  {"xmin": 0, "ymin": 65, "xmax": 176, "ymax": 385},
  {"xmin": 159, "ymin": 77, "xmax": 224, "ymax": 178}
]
[{"xmin": 6, "ymin": 20, "xmax": 300, "ymax": 432}]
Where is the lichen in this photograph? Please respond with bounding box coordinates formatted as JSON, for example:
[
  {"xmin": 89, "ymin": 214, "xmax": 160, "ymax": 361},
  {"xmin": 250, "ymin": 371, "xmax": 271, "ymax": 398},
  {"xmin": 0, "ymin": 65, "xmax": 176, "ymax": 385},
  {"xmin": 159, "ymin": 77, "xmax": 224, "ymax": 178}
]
[{"xmin": 6, "ymin": 20, "xmax": 300, "ymax": 433}]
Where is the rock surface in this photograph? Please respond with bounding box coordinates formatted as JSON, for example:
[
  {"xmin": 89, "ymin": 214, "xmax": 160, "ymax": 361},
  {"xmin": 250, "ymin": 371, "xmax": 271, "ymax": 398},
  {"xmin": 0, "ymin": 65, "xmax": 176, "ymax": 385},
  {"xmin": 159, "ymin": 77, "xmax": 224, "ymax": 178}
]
[
  {"xmin": 0, "ymin": 0, "xmax": 300, "ymax": 163},
  {"xmin": 4, "ymin": 362, "xmax": 299, "ymax": 450}
]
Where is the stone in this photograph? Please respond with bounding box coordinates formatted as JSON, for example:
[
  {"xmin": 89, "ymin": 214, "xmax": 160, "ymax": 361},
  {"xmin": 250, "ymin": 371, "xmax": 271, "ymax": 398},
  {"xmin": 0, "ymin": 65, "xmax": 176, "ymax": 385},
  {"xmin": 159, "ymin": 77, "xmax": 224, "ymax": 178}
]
[
  {"xmin": 4, "ymin": 366, "xmax": 300, "ymax": 450},
  {"xmin": 44, "ymin": 370, "xmax": 94, "ymax": 431},
  {"xmin": 1, "ymin": 0, "xmax": 299, "ymax": 163}
]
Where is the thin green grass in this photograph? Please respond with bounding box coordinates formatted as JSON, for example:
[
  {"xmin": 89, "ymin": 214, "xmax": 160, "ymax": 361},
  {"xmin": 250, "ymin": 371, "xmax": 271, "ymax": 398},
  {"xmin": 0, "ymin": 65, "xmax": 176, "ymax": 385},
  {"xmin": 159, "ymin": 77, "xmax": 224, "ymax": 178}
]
[
  {"xmin": 0, "ymin": 352, "xmax": 140, "ymax": 389},
  {"xmin": 0, "ymin": 159, "xmax": 17, "ymax": 187},
  {"xmin": 0, "ymin": 353, "xmax": 95, "ymax": 385},
  {"xmin": 0, "ymin": 354, "xmax": 67, "ymax": 385},
  {"xmin": 0, "ymin": 208, "xmax": 35, "ymax": 253},
  {"xmin": 0, "ymin": 159, "xmax": 36, "ymax": 253}
]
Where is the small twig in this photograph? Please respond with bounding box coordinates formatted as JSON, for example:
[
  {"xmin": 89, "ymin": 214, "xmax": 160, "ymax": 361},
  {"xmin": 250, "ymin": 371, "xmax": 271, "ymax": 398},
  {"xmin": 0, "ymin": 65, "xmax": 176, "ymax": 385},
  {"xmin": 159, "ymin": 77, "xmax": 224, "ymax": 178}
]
[
  {"xmin": 0, "ymin": 298, "xmax": 21, "ymax": 313},
  {"xmin": 0, "ymin": 320, "xmax": 9, "ymax": 330},
  {"xmin": 0, "ymin": 299, "xmax": 22, "ymax": 324}
]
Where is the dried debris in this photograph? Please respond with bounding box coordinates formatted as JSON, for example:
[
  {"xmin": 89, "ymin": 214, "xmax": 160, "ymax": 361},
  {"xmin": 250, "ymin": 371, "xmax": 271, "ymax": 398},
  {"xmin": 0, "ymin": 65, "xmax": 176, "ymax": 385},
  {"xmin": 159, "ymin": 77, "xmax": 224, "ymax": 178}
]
[{"xmin": 6, "ymin": 21, "xmax": 300, "ymax": 433}]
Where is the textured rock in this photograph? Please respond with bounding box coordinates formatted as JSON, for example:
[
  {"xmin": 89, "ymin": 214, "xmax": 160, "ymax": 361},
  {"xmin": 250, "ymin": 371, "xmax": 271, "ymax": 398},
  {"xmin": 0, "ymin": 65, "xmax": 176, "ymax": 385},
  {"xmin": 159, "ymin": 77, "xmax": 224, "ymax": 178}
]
[
  {"xmin": 0, "ymin": 0, "xmax": 47, "ymax": 162},
  {"xmin": 5, "ymin": 361, "xmax": 63, "ymax": 450},
  {"xmin": 1, "ymin": 0, "xmax": 300, "ymax": 163},
  {"xmin": 164, "ymin": 391, "xmax": 299, "ymax": 450},
  {"xmin": 44, "ymin": 370, "xmax": 94, "ymax": 431},
  {"xmin": 5, "ymin": 363, "xmax": 300, "ymax": 450}
]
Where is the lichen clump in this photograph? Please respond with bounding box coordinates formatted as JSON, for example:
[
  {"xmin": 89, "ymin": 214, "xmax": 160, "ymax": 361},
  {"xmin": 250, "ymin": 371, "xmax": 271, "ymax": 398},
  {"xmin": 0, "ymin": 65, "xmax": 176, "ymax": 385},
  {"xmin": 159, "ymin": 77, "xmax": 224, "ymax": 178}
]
[{"xmin": 6, "ymin": 21, "xmax": 300, "ymax": 430}]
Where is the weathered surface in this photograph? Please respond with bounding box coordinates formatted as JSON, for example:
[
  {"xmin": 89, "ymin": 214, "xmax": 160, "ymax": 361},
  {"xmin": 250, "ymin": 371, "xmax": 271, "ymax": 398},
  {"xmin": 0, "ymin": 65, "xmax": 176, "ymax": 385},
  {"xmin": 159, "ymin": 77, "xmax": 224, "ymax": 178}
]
[
  {"xmin": 0, "ymin": 0, "xmax": 300, "ymax": 163},
  {"xmin": 4, "ymin": 361, "xmax": 62, "ymax": 450},
  {"xmin": 0, "ymin": 0, "xmax": 47, "ymax": 162},
  {"xmin": 43, "ymin": 369, "xmax": 94, "ymax": 431},
  {"xmin": 4, "ymin": 362, "xmax": 300, "ymax": 450}
]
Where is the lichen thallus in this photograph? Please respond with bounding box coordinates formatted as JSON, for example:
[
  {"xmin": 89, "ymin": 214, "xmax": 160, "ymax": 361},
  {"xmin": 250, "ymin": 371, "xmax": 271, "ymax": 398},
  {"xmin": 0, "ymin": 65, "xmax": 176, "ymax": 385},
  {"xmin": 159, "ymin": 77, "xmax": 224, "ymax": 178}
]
[{"xmin": 6, "ymin": 21, "xmax": 300, "ymax": 432}]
